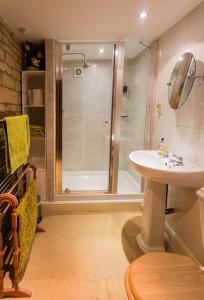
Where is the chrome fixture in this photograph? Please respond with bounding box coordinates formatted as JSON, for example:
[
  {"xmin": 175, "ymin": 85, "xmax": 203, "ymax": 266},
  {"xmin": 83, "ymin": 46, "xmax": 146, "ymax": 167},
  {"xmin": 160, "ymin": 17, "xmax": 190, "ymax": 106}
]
[
  {"xmin": 188, "ymin": 71, "xmax": 204, "ymax": 81},
  {"xmin": 63, "ymin": 44, "xmax": 91, "ymax": 68},
  {"xmin": 169, "ymin": 154, "xmax": 183, "ymax": 166},
  {"xmin": 167, "ymin": 52, "xmax": 202, "ymax": 109},
  {"xmin": 139, "ymin": 41, "xmax": 151, "ymax": 49},
  {"xmin": 83, "ymin": 60, "xmax": 90, "ymax": 68}
]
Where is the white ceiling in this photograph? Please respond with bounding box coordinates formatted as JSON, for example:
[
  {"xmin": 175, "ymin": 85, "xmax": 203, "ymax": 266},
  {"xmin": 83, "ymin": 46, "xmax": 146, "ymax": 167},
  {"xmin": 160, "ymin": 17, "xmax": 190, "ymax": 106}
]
[{"xmin": 0, "ymin": 0, "xmax": 202, "ymax": 42}]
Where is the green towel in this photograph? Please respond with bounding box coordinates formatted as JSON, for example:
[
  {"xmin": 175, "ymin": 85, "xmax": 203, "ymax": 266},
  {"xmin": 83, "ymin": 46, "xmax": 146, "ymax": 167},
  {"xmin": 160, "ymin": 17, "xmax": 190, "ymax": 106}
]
[
  {"xmin": 5, "ymin": 115, "xmax": 30, "ymax": 173},
  {"xmin": 16, "ymin": 179, "xmax": 37, "ymax": 279},
  {"xmin": 30, "ymin": 125, "xmax": 45, "ymax": 138}
]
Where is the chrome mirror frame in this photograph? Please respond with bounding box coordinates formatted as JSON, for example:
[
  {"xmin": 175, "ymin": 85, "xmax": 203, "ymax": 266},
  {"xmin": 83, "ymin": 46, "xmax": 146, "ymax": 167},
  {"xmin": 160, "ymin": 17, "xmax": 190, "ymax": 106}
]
[{"xmin": 168, "ymin": 52, "xmax": 196, "ymax": 109}]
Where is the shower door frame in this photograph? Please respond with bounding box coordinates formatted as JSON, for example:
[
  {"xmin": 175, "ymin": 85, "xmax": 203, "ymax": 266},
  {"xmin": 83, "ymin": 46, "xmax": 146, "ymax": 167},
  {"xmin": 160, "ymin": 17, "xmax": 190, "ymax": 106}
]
[{"xmin": 55, "ymin": 42, "xmax": 124, "ymax": 195}]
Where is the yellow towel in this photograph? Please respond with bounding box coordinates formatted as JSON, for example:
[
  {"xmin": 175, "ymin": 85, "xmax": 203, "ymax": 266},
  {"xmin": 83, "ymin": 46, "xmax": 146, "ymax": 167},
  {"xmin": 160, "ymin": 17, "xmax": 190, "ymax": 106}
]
[
  {"xmin": 5, "ymin": 115, "xmax": 30, "ymax": 173},
  {"xmin": 16, "ymin": 179, "xmax": 37, "ymax": 279}
]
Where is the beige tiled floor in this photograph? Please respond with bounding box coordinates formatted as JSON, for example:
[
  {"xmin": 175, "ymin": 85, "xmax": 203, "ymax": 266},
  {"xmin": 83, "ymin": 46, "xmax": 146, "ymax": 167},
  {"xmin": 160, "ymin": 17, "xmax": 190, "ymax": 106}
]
[{"xmin": 7, "ymin": 211, "xmax": 143, "ymax": 300}]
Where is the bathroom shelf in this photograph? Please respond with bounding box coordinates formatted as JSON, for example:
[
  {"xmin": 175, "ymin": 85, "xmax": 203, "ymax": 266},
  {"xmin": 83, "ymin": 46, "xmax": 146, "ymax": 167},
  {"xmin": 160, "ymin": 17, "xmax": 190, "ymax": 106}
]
[
  {"xmin": 22, "ymin": 70, "xmax": 47, "ymax": 201},
  {"xmin": 22, "ymin": 70, "xmax": 45, "ymax": 78},
  {"xmin": 30, "ymin": 137, "xmax": 46, "ymax": 140},
  {"xmin": 24, "ymin": 105, "xmax": 45, "ymax": 108}
]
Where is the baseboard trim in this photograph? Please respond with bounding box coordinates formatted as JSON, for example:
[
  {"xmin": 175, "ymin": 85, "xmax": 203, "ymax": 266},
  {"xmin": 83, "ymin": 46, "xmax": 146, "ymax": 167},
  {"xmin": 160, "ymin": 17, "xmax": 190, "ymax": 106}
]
[
  {"xmin": 165, "ymin": 222, "xmax": 200, "ymax": 265},
  {"xmin": 41, "ymin": 200, "xmax": 143, "ymax": 215},
  {"xmin": 55, "ymin": 193, "xmax": 144, "ymax": 201}
]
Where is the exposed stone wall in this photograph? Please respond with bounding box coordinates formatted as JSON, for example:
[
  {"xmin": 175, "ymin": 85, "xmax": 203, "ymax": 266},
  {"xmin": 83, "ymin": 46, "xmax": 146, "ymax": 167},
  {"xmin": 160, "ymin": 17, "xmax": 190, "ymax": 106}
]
[{"xmin": 0, "ymin": 17, "xmax": 22, "ymax": 115}]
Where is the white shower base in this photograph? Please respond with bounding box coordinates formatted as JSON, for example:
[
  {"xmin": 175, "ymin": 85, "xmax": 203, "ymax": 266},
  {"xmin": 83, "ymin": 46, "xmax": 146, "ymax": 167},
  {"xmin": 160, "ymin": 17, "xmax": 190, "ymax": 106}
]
[{"xmin": 62, "ymin": 170, "xmax": 140, "ymax": 194}]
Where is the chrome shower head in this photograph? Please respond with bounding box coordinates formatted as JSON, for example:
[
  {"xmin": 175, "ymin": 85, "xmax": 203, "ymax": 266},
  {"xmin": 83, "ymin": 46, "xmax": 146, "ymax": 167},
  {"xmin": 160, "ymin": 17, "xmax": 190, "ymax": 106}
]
[
  {"xmin": 83, "ymin": 60, "xmax": 91, "ymax": 68},
  {"xmin": 63, "ymin": 48, "xmax": 91, "ymax": 68}
]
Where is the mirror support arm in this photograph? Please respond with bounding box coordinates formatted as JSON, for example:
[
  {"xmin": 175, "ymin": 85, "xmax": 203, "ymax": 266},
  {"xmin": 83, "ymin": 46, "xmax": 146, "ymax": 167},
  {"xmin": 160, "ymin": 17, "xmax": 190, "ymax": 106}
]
[{"xmin": 188, "ymin": 73, "xmax": 204, "ymax": 81}]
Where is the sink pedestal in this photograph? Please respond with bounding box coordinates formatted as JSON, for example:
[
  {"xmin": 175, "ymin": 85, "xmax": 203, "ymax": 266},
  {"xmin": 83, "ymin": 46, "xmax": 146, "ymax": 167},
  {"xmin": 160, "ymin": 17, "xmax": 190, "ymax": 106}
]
[
  {"xmin": 137, "ymin": 179, "xmax": 167, "ymax": 253},
  {"xmin": 129, "ymin": 150, "xmax": 204, "ymax": 253}
]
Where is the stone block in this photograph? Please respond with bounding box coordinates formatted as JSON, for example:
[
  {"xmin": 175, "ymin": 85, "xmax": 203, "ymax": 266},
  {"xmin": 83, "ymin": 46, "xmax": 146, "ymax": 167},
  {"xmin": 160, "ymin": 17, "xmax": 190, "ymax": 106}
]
[
  {"xmin": 6, "ymin": 53, "xmax": 16, "ymax": 68},
  {"xmin": 15, "ymin": 80, "xmax": 21, "ymax": 92},
  {"xmin": 2, "ymin": 73, "xmax": 16, "ymax": 90},
  {"xmin": 0, "ymin": 48, "xmax": 4, "ymax": 60},
  {"xmin": 1, "ymin": 44, "xmax": 16, "ymax": 60},
  {"xmin": 9, "ymin": 104, "xmax": 18, "ymax": 112},
  {"xmin": 0, "ymin": 17, "xmax": 23, "ymax": 115},
  {"xmin": 2, "ymin": 35, "xmax": 9, "ymax": 45},
  {"xmin": 10, "ymin": 90, "xmax": 18, "ymax": 104},
  {"xmin": 0, "ymin": 61, "xmax": 11, "ymax": 74},
  {"xmin": 0, "ymin": 104, "xmax": 6, "ymax": 112},
  {"xmin": 15, "ymin": 61, "xmax": 22, "ymax": 72},
  {"xmin": 11, "ymin": 69, "xmax": 21, "ymax": 81},
  {"xmin": 0, "ymin": 86, "xmax": 11, "ymax": 104}
]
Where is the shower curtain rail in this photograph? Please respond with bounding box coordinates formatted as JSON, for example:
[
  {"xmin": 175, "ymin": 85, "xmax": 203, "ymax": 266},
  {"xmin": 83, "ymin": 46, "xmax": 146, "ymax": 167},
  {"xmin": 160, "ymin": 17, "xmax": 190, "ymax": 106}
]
[{"xmin": 0, "ymin": 163, "xmax": 42, "ymax": 299}]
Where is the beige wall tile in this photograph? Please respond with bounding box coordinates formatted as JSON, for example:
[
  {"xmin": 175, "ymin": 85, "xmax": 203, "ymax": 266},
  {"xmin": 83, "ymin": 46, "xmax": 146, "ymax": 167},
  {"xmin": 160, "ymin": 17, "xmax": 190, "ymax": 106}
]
[
  {"xmin": 119, "ymin": 49, "xmax": 150, "ymax": 186},
  {"xmin": 62, "ymin": 60, "xmax": 112, "ymax": 173},
  {"xmin": 152, "ymin": 2, "xmax": 204, "ymax": 264},
  {"xmin": 186, "ymin": 1, "xmax": 204, "ymax": 48},
  {"xmin": 175, "ymin": 126, "xmax": 199, "ymax": 163},
  {"xmin": 178, "ymin": 85, "xmax": 204, "ymax": 128},
  {"xmin": 153, "ymin": 120, "xmax": 177, "ymax": 154},
  {"xmin": 169, "ymin": 18, "xmax": 188, "ymax": 57},
  {"xmin": 196, "ymin": 129, "xmax": 204, "ymax": 168}
]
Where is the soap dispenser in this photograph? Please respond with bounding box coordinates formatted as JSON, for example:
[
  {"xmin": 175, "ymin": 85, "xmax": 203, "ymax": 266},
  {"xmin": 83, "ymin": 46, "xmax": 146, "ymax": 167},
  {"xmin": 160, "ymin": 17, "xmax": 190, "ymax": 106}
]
[{"xmin": 157, "ymin": 138, "xmax": 167, "ymax": 156}]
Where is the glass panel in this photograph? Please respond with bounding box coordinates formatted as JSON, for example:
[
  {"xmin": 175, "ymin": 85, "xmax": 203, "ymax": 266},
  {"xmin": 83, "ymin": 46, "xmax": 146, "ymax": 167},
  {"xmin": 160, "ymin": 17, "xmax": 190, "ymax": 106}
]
[
  {"xmin": 61, "ymin": 43, "xmax": 114, "ymax": 192},
  {"xmin": 117, "ymin": 42, "xmax": 151, "ymax": 194}
]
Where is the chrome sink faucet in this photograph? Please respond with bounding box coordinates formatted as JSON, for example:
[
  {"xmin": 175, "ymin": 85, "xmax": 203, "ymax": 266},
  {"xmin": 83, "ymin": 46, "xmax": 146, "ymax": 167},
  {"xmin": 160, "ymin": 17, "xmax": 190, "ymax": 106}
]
[
  {"xmin": 170, "ymin": 154, "xmax": 183, "ymax": 166},
  {"xmin": 164, "ymin": 150, "xmax": 169, "ymax": 158}
]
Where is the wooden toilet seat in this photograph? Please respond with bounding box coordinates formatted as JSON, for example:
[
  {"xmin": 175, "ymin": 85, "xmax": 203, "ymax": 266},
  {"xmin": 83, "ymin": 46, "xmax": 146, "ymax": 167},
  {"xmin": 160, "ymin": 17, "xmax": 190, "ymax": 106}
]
[{"xmin": 125, "ymin": 252, "xmax": 204, "ymax": 300}]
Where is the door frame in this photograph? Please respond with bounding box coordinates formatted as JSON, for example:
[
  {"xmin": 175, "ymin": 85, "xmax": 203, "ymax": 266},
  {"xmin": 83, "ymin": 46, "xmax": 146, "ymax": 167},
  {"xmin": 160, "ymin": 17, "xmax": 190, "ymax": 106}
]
[{"xmin": 55, "ymin": 41, "xmax": 124, "ymax": 195}]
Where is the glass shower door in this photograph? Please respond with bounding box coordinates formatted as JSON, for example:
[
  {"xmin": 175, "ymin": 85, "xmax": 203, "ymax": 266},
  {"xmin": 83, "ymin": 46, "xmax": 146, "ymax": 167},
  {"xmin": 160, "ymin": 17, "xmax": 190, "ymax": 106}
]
[
  {"xmin": 117, "ymin": 42, "xmax": 151, "ymax": 194},
  {"xmin": 61, "ymin": 43, "xmax": 114, "ymax": 192}
]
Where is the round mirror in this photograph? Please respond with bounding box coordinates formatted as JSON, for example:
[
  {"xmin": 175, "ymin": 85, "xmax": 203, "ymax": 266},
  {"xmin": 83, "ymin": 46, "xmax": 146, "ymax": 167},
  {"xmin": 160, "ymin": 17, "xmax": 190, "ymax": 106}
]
[{"xmin": 168, "ymin": 52, "xmax": 196, "ymax": 109}]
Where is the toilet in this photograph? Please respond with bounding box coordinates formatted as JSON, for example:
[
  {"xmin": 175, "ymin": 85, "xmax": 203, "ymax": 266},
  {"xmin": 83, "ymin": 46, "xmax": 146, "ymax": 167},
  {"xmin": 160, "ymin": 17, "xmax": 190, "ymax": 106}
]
[{"xmin": 125, "ymin": 252, "xmax": 204, "ymax": 300}]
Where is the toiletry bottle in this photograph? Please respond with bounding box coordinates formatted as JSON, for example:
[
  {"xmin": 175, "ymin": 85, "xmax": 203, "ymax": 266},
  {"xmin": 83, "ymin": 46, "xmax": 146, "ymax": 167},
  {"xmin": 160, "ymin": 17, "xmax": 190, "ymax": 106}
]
[{"xmin": 157, "ymin": 138, "xmax": 167, "ymax": 156}]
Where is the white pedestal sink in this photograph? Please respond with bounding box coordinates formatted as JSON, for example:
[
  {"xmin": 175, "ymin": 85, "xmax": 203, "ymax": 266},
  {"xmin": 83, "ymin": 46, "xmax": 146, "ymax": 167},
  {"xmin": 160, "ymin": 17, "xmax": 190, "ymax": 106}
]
[{"xmin": 129, "ymin": 150, "xmax": 204, "ymax": 253}]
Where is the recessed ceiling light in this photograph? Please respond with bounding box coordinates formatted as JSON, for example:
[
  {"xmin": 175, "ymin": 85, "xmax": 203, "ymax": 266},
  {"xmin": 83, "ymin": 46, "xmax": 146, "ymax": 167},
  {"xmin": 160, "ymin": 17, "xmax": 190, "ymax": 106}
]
[
  {"xmin": 99, "ymin": 48, "xmax": 104, "ymax": 53},
  {"xmin": 138, "ymin": 11, "xmax": 148, "ymax": 19}
]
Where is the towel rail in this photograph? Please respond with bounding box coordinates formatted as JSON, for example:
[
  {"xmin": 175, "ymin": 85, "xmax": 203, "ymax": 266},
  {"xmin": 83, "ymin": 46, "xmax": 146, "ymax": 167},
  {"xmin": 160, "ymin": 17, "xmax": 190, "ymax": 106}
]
[
  {"xmin": 7, "ymin": 163, "xmax": 37, "ymax": 195},
  {"xmin": 0, "ymin": 163, "xmax": 41, "ymax": 298},
  {"xmin": 0, "ymin": 164, "xmax": 36, "ymax": 220}
]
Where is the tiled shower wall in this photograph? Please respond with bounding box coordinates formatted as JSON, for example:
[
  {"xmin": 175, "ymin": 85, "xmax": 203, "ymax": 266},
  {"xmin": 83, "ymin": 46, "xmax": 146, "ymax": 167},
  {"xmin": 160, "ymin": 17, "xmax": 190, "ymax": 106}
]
[
  {"xmin": 152, "ymin": 2, "xmax": 204, "ymax": 264},
  {"xmin": 62, "ymin": 60, "xmax": 113, "ymax": 172},
  {"xmin": 119, "ymin": 49, "xmax": 150, "ymax": 186},
  {"xmin": 63, "ymin": 52, "xmax": 150, "ymax": 177},
  {"xmin": 0, "ymin": 17, "xmax": 22, "ymax": 115}
]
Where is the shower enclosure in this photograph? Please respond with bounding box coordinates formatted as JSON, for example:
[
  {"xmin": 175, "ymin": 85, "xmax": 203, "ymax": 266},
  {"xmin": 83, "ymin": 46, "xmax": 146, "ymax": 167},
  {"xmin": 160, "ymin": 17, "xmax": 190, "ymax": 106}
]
[{"xmin": 55, "ymin": 42, "xmax": 151, "ymax": 196}]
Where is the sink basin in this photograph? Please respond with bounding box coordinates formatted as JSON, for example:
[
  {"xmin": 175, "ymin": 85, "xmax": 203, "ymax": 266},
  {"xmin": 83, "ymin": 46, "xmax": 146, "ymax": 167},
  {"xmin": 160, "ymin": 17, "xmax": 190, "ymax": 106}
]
[
  {"xmin": 129, "ymin": 150, "xmax": 204, "ymax": 188},
  {"xmin": 129, "ymin": 150, "xmax": 204, "ymax": 253}
]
